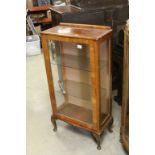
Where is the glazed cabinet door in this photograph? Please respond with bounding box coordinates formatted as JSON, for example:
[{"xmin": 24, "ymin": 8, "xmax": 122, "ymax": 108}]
[{"xmin": 49, "ymin": 40, "xmax": 94, "ymax": 126}]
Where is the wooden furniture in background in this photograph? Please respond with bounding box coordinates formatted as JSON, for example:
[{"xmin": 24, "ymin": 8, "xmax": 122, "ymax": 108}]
[
  {"xmin": 41, "ymin": 23, "xmax": 113, "ymax": 150},
  {"xmin": 32, "ymin": 0, "xmax": 66, "ymax": 6},
  {"xmin": 120, "ymin": 21, "xmax": 129, "ymax": 152},
  {"xmin": 27, "ymin": 6, "xmax": 52, "ymax": 30}
]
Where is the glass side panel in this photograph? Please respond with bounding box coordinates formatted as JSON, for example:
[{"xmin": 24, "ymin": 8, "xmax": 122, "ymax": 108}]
[
  {"xmin": 99, "ymin": 40, "xmax": 110, "ymax": 124},
  {"xmin": 49, "ymin": 41, "xmax": 93, "ymax": 124}
]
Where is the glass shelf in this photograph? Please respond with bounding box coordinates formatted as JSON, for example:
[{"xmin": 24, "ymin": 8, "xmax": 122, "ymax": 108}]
[
  {"xmin": 51, "ymin": 54, "xmax": 90, "ymax": 71},
  {"xmin": 50, "ymin": 54, "xmax": 106, "ymax": 71},
  {"xmin": 61, "ymin": 80, "xmax": 106, "ymax": 101},
  {"xmin": 64, "ymin": 80, "xmax": 91, "ymax": 101}
]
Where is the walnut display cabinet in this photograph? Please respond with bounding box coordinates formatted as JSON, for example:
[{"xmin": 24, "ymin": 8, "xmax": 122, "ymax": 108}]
[
  {"xmin": 41, "ymin": 23, "xmax": 113, "ymax": 150},
  {"xmin": 120, "ymin": 22, "xmax": 129, "ymax": 152}
]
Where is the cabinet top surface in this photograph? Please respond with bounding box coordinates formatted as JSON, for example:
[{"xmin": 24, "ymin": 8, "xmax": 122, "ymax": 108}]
[{"xmin": 41, "ymin": 23, "xmax": 112, "ymax": 40}]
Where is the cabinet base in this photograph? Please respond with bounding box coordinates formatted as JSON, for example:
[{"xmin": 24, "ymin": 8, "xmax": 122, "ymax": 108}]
[{"xmin": 51, "ymin": 115, "xmax": 113, "ymax": 150}]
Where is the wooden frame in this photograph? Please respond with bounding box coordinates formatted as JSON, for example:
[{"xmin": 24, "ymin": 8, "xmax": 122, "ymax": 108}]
[
  {"xmin": 120, "ymin": 22, "xmax": 129, "ymax": 152},
  {"xmin": 41, "ymin": 23, "xmax": 113, "ymax": 150}
]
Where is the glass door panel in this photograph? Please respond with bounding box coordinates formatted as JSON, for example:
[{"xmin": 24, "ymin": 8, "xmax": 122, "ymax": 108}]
[{"xmin": 49, "ymin": 41, "xmax": 93, "ymax": 124}]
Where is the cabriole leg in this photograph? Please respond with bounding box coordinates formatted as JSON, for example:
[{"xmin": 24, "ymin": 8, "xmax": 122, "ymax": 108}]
[
  {"xmin": 108, "ymin": 117, "xmax": 114, "ymax": 133},
  {"xmin": 51, "ymin": 116, "xmax": 57, "ymax": 131},
  {"xmin": 91, "ymin": 132, "xmax": 101, "ymax": 150}
]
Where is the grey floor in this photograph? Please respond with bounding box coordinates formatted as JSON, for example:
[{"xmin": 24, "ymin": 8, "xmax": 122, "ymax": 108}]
[{"xmin": 26, "ymin": 54, "xmax": 126, "ymax": 155}]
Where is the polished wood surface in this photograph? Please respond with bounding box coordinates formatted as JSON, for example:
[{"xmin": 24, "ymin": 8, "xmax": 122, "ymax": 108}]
[
  {"xmin": 41, "ymin": 23, "xmax": 112, "ymax": 40},
  {"xmin": 27, "ymin": 6, "xmax": 49, "ymax": 12},
  {"xmin": 41, "ymin": 23, "xmax": 112, "ymax": 150},
  {"xmin": 120, "ymin": 21, "xmax": 129, "ymax": 152}
]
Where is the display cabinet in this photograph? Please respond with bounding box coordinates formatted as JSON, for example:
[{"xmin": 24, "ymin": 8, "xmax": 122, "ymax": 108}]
[
  {"xmin": 120, "ymin": 21, "xmax": 129, "ymax": 152},
  {"xmin": 41, "ymin": 23, "xmax": 113, "ymax": 149}
]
